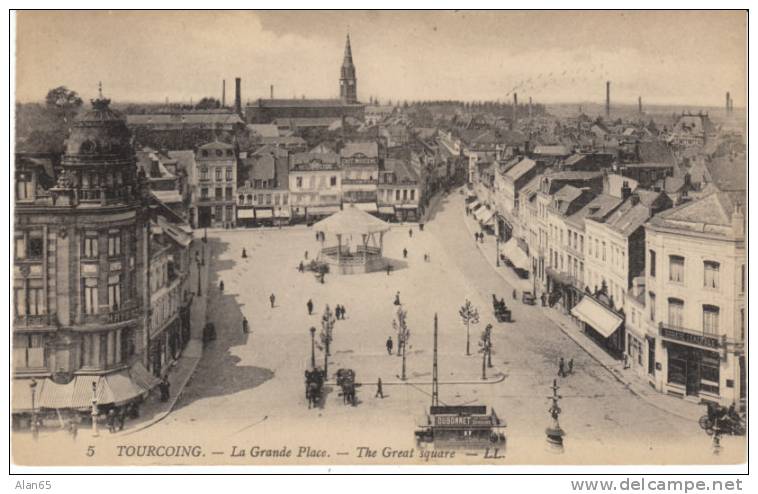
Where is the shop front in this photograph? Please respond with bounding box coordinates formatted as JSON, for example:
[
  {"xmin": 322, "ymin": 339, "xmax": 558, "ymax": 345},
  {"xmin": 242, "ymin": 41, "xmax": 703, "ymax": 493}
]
[
  {"xmin": 571, "ymin": 295, "xmax": 625, "ymax": 359},
  {"xmin": 659, "ymin": 324, "xmax": 722, "ymax": 402}
]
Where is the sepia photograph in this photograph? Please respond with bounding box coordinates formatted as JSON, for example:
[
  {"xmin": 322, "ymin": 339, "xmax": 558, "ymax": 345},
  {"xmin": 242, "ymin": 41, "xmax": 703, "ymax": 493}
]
[{"xmin": 9, "ymin": 9, "xmax": 748, "ymax": 471}]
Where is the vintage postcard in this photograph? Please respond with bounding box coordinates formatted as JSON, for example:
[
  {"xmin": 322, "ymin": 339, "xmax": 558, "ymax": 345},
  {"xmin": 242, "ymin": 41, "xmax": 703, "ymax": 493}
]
[{"xmin": 11, "ymin": 10, "xmax": 747, "ymax": 468}]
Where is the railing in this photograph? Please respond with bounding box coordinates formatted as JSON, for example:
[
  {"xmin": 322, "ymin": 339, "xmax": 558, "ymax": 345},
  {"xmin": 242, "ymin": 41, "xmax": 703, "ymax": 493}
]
[
  {"xmin": 79, "ymin": 304, "xmax": 141, "ymax": 326},
  {"xmin": 342, "ymin": 178, "xmax": 378, "ymax": 185},
  {"xmin": 14, "ymin": 313, "xmax": 54, "ymax": 327}
]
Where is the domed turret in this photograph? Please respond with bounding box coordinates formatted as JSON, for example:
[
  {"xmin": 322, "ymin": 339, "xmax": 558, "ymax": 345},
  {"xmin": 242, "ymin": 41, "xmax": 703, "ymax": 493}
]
[{"xmin": 63, "ymin": 93, "xmax": 133, "ymax": 164}]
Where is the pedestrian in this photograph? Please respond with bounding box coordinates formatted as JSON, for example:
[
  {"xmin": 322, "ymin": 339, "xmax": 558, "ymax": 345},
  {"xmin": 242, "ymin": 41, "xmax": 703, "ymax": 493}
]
[
  {"xmin": 541, "ymin": 293, "xmax": 546, "ymax": 307},
  {"xmin": 316, "ymin": 232, "xmax": 320, "ymax": 241},
  {"xmin": 419, "ymin": 223, "xmax": 424, "ymax": 231},
  {"xmin": 386, "ymin": 264, "xmax": 392, "ymax": 276},
  {"xmin": 299, "ymin": 261, "xmax": 304, "ymax": 272},
  {"xmin": 408, "ymin": 228, "xmax": 413, "ymax": 238},
  {"xmin": 305, "ymin": 250, "xmax": 309, "ymax": 260},
  {"xmin": 375, "ymin": 377, "xmax": 384, "ymax": 399},
  {"xmin": 307, "ymin": 299, "xmax": 314, "ymax": 315},
  {"xmin": 270, "ymin": 293, "xmax": 276, "ymax": 308},
  {"xmin": 160, "ymin": 377, "xmax": 170, "ymax": 402},
  {"xmin": 394, "ymin": 291, "xmax": 401, "ymax": 306},
  {"xmin": 242, "ymin": 248, "xmax": 247, "ymax": 258},
  {"xmin": 403, "ymin": 248, "xmax": 408, "ymax": 259},
  {"xmin": 335, "ymin": 305, "xmax": 341, "ymax": 319},
  {"xmin": 474, "ymin": 232, "xmax": 478, "ymax": 242},
  {"xmin": 480, "ymin": 233, "xmax": 484, "ymax": 243},
  {"xmin": 117, "ymin": 408, "xmax": 126, "ymax": 431},
  {"xmin": 558, "ymin": 357, "xmax": 566, "ymax": 378},
  {"xmin": 219, "ymin": 280, "xmax": 224, "ymax": 293},
  {"xmin": 107, "ymin": 409, "xmax": 117, "ymax": 433},
  {"xmin": 568, "ymin": 358, "xmax": 574, "ymax": 375},
  {"xmin": 242, "ymin": 316, "xmax": 249, "ymax": 334},
  {"xmin": 341, "ymin": 305, "xmax": 347, "ymax": 319},
  {"xmin": 512, "ymin": 289, "xmax": 517, "ymax": 300},
  {"xmin": 68, "ymin": 417, "xmax": 78, "ymax": 440},
  {"xmin": 623, "ymin": 353, "xmax": 630, "ymax": 369},
  {"xmin": 386, "ymin": 336, "xmax": 394, "ymax": 355}
]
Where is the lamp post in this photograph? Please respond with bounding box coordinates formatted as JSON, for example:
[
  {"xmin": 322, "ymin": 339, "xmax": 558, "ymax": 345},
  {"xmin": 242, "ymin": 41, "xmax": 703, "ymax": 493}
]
[
  {"xmin": 196, "ymin": 259, "xmax": 202, "ymax": 297},
  {"xmin": 545, "ymin": 379, "xmax": 565, "ymax": 453},
  {"xmin": 29, "ymin": 378, "xmax": 38, "ymax": 439},
  {"xmin": 496, "ymin": 234, "xmax": 500, "ymax": 267},
  {"xmin": 91, "ymin": 381, "xmax": 99, "ymax": 438},
  {"xmin": 309, "ymin": 326, "xmax": 316, "ymax": 369}
]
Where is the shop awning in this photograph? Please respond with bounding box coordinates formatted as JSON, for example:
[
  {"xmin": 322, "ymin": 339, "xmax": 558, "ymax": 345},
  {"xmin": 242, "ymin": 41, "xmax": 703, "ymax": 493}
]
[
  {"xmin": 274, "ymin": 208, "xmax": 291, "ymax": 218},
  {"xmin": 501, "ymin": 238, "xmax": 531, "ymax": 271},
  {"xmin": 354, "ymin": 202, "xmax": 378, "ymax": 213},
  {"xmin": 396, "ymin": 204, "xmax": 418, "ymax": 210},
  {"xmin": 546, "ymin": 267, "xmax": 574, "ymax": 287},
  {"xmin": 378, "ymin": 206, "xmax": 395, "ymax": 215},
  {"xmin": 237, "ymin": 208, "xmax": 255, "ymax": 219},
  {"xmin": 130, "ymin": 361, "xmax": 161, "ymax": 391},
  {"xmin": 101, "ymin": 372, "xmax": 146, "ymax": 406},
  {"xmin": 37, "ymin": 378, "xmax": 79, "ymax": 409},
  {"xmin": 475, "ymin": 208, "xmax": 495, "ymax": 224},
  {"xmin": 308, "ymin": 205, "xmax": 341, "ymax": 215},
  {"xmin": 571, "ymin": 296, "xmax": 623, "ymax": 338},
  {"xmin": 12, "ymin": 378, "xmax": 45, "ymax": 412},
  {"xmin": 469, "ymin": 200, "xmax": 481, "ymax": 210},
  {"xmin": 255, "ymin": 209, "xmax": 273, "ymax": 218}
]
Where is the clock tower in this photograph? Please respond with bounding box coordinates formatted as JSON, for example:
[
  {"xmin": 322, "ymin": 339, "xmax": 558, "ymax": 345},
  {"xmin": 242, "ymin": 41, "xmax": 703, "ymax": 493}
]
[{"xmin": 339, "ymin": 34, "xmax": 358, "ymax": 104}]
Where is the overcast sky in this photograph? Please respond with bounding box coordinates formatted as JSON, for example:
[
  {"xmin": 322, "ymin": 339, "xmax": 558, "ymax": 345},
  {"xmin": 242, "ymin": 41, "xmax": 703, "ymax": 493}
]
[{"xmin": 15, "ymin": 11, "xmax": 746, "ymax": 107}]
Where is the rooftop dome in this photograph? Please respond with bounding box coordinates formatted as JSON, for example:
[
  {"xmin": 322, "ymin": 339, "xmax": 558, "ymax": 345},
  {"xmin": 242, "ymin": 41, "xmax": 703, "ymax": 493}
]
[{"xmin": 63, "ymin": 95, "xmax": 133, "ymax": 163}]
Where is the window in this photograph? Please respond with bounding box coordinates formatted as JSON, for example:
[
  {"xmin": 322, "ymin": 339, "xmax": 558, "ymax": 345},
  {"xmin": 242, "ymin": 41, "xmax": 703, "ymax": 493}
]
[
  {"xmin": 238, "ymin": 194, "xmax": 245, "ymax": 204},
  {"xmin": 602, "ymin": 241, "xmax": 606, "ymax": 261},
  {"xmin": 214, "ymin": 206, "xmax": 223, "ymax": 221},
  {"xmin": 201, "ymin": 188, "xmax": 209, "ymax": 199},
  {"xmin": 246, "ymin": 194, "xmax": 253, "ymax": 205},
  {"xmin": 226, "ymin": 205, "xmax": 233, "ymax": 221},
  {"xmin": 215, "ymin": 188, "xmax": 223, "ymax": 199},
  {"xmin": 202, "ymin": 150, "xmax": 209, "ymax": 157},
  {"xmin": 225, "ymin": 187, "xmax": 232, "ymax": 199},
  {"xmin": 216, "ymin": 149, "xmax": 223, "ymax": 157},
  {"xmin": 108, "ymin": 232, "xmax": 121, "ymax": 257},
  {"xmin": 740, "ymin": 264, "xmax": 745, "ymax": 293},
  {"xmin": 396, "ymin": 190, "xmax": 401, "ymax": 201},
  {"xmin": 403, "ymin": 189, "xmax": 408, "ymax": 201},
  {"xmin": 265, "ymin": 194, "xmax": 272, "ymax": 205},
  {"xmin": 83, "ymin": 278, "xmax": 98, "ymax": 315},
  {"xmin": 703, "ymin": 305, "xmax": 720, "ymax": 334},
  {"xmin": 649, "ymin": 292, "xmax": 656, "ymax": 321},
  {"xmin": 226, "ymin": 168, "xmax": 233, "ymax": 181},
  {"xmin": 215, "ymin": 168, "xmax": 222, "ymax": 181},
  {"xmin": 16, "ymin": 176, "xmax": 34, "ymax": 200},
  {"xmin": 283, "ymin": 195, "xmax": 288, "ymax": 205},
  {"xmin": 28, "ymin": 232, "xmax": 44, "ymax": 259},
  {"xmin": 330, "ymin": 176, "xmax": 337, "ymax": 186},
  {"xmin": 108, "ymin": 275, "xmax": 121, "ymax": 310},
  {"xmin": 410, "ymin": 189, "xmax": 415, "ymax": 200},
  {"xmin": 595, "ymin": 239, "xmax": 599, "ymax": 258},
  {"xmin": 83, "ymin": 233, "xmax": 98, "ymax": 258},
  {"xmin": 296, "ymin": 177, "xmax": 303, "ymax": 188},
  {"xmin": 667, "ymin": 298, "xmax": 684, "ymax": 327},
  {"xmin": 200, "ymin": 167, "xmax": 209, "ymax": 180},
  {"xmin": 226, "ymin": 149, "xmax": 233, "ymax": 157},
  {"xmin": 274, "ymin": 194, "xmax": 280, "ymax": 206},
  {"xmin": 669, "ymin": 255, "xmax": 684, "ymax": 283},
  {"xmin": 579, "ymin": 235, "xmax": 584, "ymax": 253},
  {"xmin": 15, "ymin": 235, "xmax": 26, "ymax": 260},
  {"xmin": 703, "ymin": 261, "xmax": 720, "ymax": 289}
]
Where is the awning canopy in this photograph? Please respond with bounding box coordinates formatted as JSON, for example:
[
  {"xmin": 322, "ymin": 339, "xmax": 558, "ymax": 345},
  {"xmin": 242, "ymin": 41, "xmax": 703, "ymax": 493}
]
[
  {"xmin": 30, "ymin": 373, "xmax": 148, "ymax": 411},
  {"xmin": 274, "ymin": 208, "xmax": 291, "ymax": 218},
  {"xmin": 378, "ymin": 206, "xmax": 395, "ymax": 214},
  {"xmin": 501, "ymin": 238, "xmax": 530, "ymax": 271},
  {"xmin": 354, "ymin": 202, "xmax": 378, "ymax": 213},
  {"xmin": 469, "ymin": 200, "xmax": 481, "ymax": 210},
  {"xmin": 12, "ymin": 378, "xmax": 45, "ymax": 412},
  {"xmin": 101, "ymin": 372, "xmax": 146, "ymax": 406},
  {"xmin": 571, "ymin": 296, "xmax": 623, "ymax": 338},
  {"xmin": 237, "ymin": 208, "xmax": 255, "ymax": 219},
  {"xmin": 129, "ymin": 361, "xmax": 161, "ymax": 391},
  {"xmin": 255, "ymin": 209, "xmax": 273, "ymax": 218},
  {"xmin": 396, "ymin": 204, "xmax": 419, "ymax": 210},
  {"xmin": 475, "ymin": 208, "xmax": 495, "ymax": 224}
]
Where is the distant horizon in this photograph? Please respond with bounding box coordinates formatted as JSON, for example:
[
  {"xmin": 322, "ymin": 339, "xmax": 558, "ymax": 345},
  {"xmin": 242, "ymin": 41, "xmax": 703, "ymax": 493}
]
[{"xmin": 15, "ymin": 11, "xmax": 745, "ymax": 108}]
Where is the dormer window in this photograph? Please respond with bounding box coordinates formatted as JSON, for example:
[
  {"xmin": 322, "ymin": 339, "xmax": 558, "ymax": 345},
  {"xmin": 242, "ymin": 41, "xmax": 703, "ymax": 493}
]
[{"xmin": 80, "ymin": 140, "xmax": 97, "ymax": 154}]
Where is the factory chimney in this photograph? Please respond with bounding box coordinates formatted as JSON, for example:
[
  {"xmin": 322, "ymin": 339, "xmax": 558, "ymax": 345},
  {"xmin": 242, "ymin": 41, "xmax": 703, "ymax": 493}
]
[
  {"xmin": 270, "ymin": 85, "xmax": 274, "ymax": 99},
  {"xmin": 638, "ymin": 96, "xmax": 642, "ymax": 115},
  {"xmin": 513, "ymin": 92, "xmax": 518, "ymax": 124},
  {"xmin": 726, "ymin": 92, "xmax": 731, "ymax": 115},
  {"xmin": 528, "ymin": 96, "xmax": 533, "ymax": 118},
  {"xmin": 605, "ymin": 81, "xmax": 610, "ymax": 118},
  {"xmin": 222, "ymin": 80, "xmax": 226, "ymax": 108},
  {"xmin": 234, "ymin": 77, "xmax": 242, "ymax": 115}
]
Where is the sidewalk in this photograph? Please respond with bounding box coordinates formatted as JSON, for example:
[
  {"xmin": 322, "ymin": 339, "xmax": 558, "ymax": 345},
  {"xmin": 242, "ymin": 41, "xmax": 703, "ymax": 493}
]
[
  {"xmin": 459, "ymin": 193, "xmax": 702, "ymax": 423},
  {"xmin": 119, "ymin": 239, "xmax": 210, "ymax": 436}
]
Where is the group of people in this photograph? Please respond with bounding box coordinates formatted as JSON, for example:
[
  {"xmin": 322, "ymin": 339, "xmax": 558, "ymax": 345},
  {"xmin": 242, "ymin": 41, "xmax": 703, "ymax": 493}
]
[
  {"xmin": 335, "ymin": 304, "xmax": 347, "ymax": 320},
  {"xmin": 558, "ymin": 357, "xmax": 574, "ymax": 378},
  {"xmin": 474, "ymin": 232, "xmax": 485, "ymax": 243}
]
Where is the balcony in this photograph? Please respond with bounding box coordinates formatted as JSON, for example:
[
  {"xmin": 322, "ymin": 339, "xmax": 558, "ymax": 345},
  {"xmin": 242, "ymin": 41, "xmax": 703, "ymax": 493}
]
[
  {"xmin": 14, "ymin": 313, "xmax": 55, "ymax": 328},
  {"xmin": 78, "ymin": 303, "xmax": 141, "ymax": 327}
]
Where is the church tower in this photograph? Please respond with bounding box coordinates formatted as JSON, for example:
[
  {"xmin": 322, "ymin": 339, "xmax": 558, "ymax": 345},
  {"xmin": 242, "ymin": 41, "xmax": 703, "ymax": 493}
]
[{"xmin": 339, "ymin": 34, "xmax": 357, "ymax": 104}]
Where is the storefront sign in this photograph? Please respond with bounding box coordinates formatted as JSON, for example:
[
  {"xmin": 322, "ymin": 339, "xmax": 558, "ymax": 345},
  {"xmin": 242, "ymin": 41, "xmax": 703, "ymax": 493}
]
[{"xmin": 661, "ymin": 327, "xmax": 720, "ymax": 349}]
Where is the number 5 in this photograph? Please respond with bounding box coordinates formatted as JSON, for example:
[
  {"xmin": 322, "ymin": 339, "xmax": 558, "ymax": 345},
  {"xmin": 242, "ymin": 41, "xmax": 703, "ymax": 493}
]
[{"xmin": 87, "ymin": 445, "xmax": 95, "ymax": 457}]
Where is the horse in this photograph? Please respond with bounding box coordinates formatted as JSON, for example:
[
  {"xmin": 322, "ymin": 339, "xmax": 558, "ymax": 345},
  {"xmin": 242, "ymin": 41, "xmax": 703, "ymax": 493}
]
[
  {"xmin": 336, "ymin": 369, "xmax": 357, "ymax": 406},
  {"xmin": 304, "ymin": 368, "xmax": 325, "ymax": 409}
]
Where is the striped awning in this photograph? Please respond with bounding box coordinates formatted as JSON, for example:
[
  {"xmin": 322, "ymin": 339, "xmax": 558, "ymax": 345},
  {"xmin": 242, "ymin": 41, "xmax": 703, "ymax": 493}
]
[
  {"xmin": 571, "ymin": 296, "xmax": 623, "ymax": 338},
  {"xmin": 501, "ymin": 238, "xmax": 530, "ymax": 271},
  {"xmin": 475, "ymin": 207, "xmax": 495, "ymax": 224},
  {"xmin": 130, "ymin": 361, "xmax": 161, "ymax": 391},
  {"xmin": 237, "ymin": 208, "xmax": 255, "ymax": 219},
  {"xmin": 101, "ymin": 372, "xmax": 146, "ymax": 406}
]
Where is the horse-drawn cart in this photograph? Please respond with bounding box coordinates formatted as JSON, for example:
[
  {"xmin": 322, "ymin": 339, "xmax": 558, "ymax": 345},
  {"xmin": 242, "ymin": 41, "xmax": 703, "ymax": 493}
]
[
  {"xmin": 492, "ymin": 294, "xmax": 512, "ymax": 323},
  {"xmin": 336, "ymin": 368, "xmax": 358, "ymax": 406},
  {"xmin": 304, "ymin": 367, "xmax": 326, "ymax": 409}
]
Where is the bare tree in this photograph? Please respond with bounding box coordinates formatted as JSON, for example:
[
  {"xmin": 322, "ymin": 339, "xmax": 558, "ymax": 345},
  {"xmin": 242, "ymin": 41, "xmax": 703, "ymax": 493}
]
[
  {"xmin": 459, "ymin": 299, "xmax": 480, "ymax": 356},
  {"xmin": 392, "ymin": 306, "xmax": 410, "ymax": 380}
]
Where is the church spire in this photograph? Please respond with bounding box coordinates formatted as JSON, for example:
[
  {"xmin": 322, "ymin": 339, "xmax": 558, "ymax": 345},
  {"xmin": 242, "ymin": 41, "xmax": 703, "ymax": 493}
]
[{"xmin": 339, "ymin": 33, "xmax": 357, "ymax": 103}]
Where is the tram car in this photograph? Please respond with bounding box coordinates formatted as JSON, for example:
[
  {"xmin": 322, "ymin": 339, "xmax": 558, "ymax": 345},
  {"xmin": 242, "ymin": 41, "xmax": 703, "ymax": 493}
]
[{"xmin": 415, "ymin": 405, "xmax": 506, "ymax": 449}]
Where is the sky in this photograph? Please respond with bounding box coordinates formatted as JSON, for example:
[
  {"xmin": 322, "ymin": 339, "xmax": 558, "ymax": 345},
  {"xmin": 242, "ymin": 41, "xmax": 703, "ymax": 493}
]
[{"xmin": 15, "ymin": 11, "xmax": 746, "ymax": 107}]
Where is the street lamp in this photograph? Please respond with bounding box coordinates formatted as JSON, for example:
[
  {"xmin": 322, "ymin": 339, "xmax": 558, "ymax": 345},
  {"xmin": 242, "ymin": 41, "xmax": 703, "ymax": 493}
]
[
  {"xmin": 196, "ymin": 259, "xmax": 202, "ymax": 297},
  {"xmin": 496, "ymin": 235, "xmax": 500, "ymax": 267},
  {"xmin": 29, "ymin": 378, "xmax": 38, "ymax": 439},
  {"xmin": 91, "ymin": 381, "xmax": 99, "ymax": 438},
  {"xmin": 545, "ymin": 379, "xmax": 565, "ymax": 453},
  {"xmin": 309, "ymin": 327, "xmax": 316, "ymax": 369}
]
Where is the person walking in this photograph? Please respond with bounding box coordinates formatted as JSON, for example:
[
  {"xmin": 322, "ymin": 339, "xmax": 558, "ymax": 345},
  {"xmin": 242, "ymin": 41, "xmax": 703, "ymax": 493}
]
[
  {"xmin": 335, "ymin": 305, "xmax": 341, "ymax": 320},
  {"xmin": 305, "ymin": 250, "xmax": 309, "ymax": 260},
  {"xmin": 299, "ymin": 261, "xmax": 304, "ymax": 272},
  {"xmin": 403, "ymin": 248, "xmax": 408, "ymax": 259},
  {"xmin": 568, "ymin": 358, "xmax": 574, "ymax": 375},
  {"xmin": 512, "ymin": 289, "xmax": 517, "ymax": 300},
  {"xmin": 408, "ymin": 228, "xmax": 413, "ymax": 238},
  {"xmin": 386, "ymin": 337, "xmax": 394, "ymax": 355},
  {"xmin": 159, "ymin": 377, "xmax": 171, "ymax": 402},
  {"xmin": 386, "ymin": 264, "xmax": 392, "ymax": 276},
  {"xmin": 307, "ymin": 299, "xmax": 314, "ymax": 315},
  {"xmin": 419, "ymin": 223, "xmax": 424, "ymax": 232},
  {"xmin": 107, "ymin": 409, "xmax": 117, "ymax": 433},
  {"xmin": 219, "ymin": 280, "xmax": 224, "ymax": 293},
  {"xmin": 394, "ymin": 291, "xmax": 401, "ymax": 306},
  {"xmin": 242, "ymin": 316, "xmax": 249, "ymax": 334},
  {"xmin": 67, "ymin": 417, "xmax": 78, "ymax": 440},
  {"xmin": 375, "ymin": 378, "xmax": 384, "ymax": 399},
  {"xmin": 558, "ymin": 357, "xmax": 566, "ymax": 378},
  {"xmin": 117, "ymin": 408, "xmax": 126, "ymax": 432},
  {"xmin": 242, "ymin": 248, "xmax": 247, "ymax": 258},
  {"xmin": 270, "ymin": 293, "xmax": 276, "ymax": 308}
]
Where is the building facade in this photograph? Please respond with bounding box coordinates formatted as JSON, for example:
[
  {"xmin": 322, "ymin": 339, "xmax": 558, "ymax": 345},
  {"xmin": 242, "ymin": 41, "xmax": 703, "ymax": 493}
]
[
  {"xmin": 289, "ymin": 151, "xmax": 342, "ymax": 221},
  {"xmin": 190, "ymin": 141, "xmax": 237, "ymax": 228}
]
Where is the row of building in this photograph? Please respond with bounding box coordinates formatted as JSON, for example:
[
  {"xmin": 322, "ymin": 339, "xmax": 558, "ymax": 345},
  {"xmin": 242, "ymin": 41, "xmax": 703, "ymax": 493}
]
[{"xmin": 465, "ymin": 113, "xmax": 745, "ymax": 408}]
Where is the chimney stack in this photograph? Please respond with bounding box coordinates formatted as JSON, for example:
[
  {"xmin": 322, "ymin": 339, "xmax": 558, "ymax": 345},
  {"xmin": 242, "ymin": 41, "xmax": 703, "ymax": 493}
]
[
  {"xmin": 726, "ymin": 91, "xmax": 732, "ymax": 115},
  {"xmin": 222, "ymin": 80, "xmax": 226, "ymax": 108},
  {"xmin": 528, "ymin": 96, "xmax": 533, "ymax": 118},
  {"xmin": 270, "ymin": 85, "xmax": 274, "ymax": 99},
  {"xmin": 513, "ymin": 92, "xmax": 518, "ymax": 124},
  {"xmin": 605, "ymin": 81, "xmax": 610, "ymax": 118},
  {"xmin": 234, "ymin": 77, "xmax": 242, "ymax": 115},
  {"xmin": 638, "ymin": 96, "xmax": 642, "ymax": 115}
]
